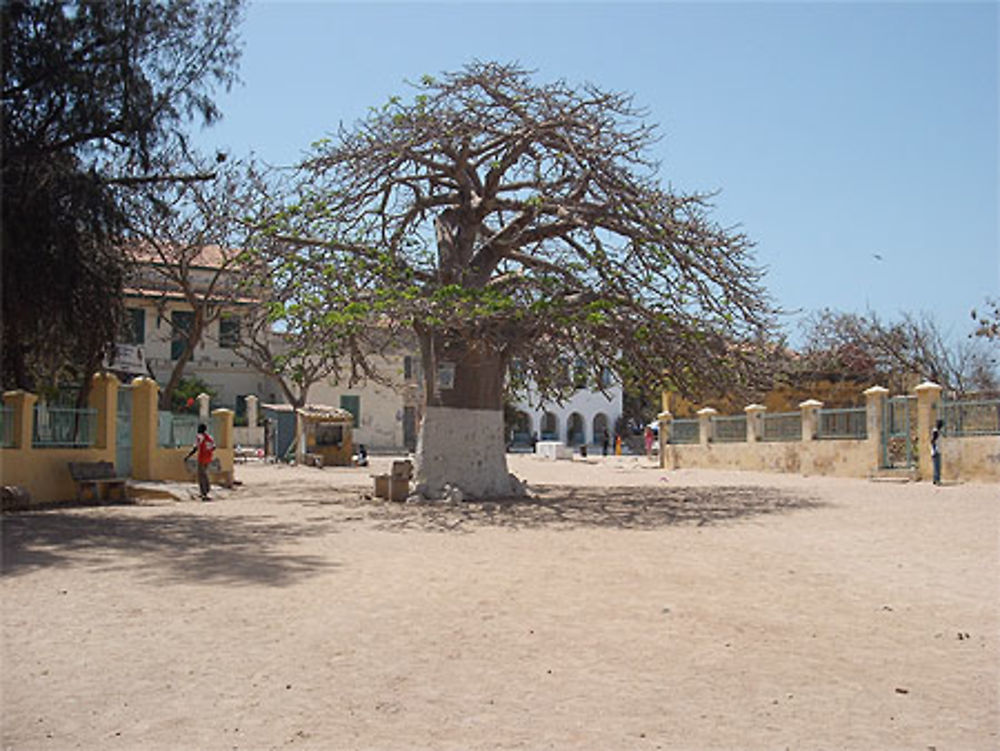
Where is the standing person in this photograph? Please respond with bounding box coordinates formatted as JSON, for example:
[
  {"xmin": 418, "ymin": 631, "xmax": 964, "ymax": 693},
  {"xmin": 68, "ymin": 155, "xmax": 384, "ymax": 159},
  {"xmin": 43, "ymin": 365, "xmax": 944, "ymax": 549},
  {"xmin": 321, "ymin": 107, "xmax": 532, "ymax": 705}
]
[
  {"xmin": 602, "ymin": 428, "xmax": 610, "ymax": 457},
  {"xmin": 931, "ymin": 418, "xmax": 944, "ymax": 485},
  {"xmin": 186, "ymin": 423, "xmax": 216, "ymax": 501},
  {"xmin": 644, "ymin": 425, "xmax": 655, "ymax": 458}
]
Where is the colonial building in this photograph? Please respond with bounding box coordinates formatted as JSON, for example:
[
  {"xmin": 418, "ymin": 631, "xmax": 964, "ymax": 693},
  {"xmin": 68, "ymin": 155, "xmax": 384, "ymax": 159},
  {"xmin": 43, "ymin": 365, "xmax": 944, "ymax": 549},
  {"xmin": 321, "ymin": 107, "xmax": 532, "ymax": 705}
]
[
  {"xmin": 508, "ymin": 362, "xmax": 623, "ymax": 448},
  {"xmin": 307, "ymin": 350, "xmax": 424, "ymax": 453},
  {"xmin": 107, "ymin": 244, "xmax": 280, "ymax": 414}
]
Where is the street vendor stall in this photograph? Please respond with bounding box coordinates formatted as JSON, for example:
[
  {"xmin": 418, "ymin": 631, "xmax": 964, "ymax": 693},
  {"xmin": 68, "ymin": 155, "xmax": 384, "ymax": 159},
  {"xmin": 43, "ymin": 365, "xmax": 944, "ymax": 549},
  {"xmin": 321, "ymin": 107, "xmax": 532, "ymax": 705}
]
[
  {"xmin": 297, "ymin": 404, "xmax": 354, "ymax": 466},
  {"xmin": 261, "ymin": 403, "xmax": 354, "ymax": 466}
]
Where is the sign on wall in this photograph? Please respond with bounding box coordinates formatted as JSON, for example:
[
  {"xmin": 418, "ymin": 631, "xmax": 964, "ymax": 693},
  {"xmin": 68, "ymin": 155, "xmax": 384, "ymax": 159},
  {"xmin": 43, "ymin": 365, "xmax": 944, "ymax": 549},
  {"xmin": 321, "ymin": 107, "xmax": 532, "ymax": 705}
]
[{"xmin": 437, "ymin": 362, "xmax": 455, "ymax": 390}]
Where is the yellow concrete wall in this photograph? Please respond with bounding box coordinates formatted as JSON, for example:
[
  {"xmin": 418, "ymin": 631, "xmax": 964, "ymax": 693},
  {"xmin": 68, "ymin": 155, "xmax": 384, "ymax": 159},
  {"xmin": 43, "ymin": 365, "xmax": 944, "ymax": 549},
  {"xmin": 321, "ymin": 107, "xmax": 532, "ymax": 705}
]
[
  {"xmin": 1, "ymin": 446, "xmax": 113, "ymax": 503},
  {"xmin": 664, "ymin": 439, "xmax": 872, "ymax": 478},
  {"xmin": 941, "ymin": 435, "xmax": 1000, "ymax": 484},
  {"xmin": 0, "ymin": 375, "xmax": 235, "ymax": 505},
  {"xmin": 660, "ymin": 382, "xmax": 999, "ymax": 483}
]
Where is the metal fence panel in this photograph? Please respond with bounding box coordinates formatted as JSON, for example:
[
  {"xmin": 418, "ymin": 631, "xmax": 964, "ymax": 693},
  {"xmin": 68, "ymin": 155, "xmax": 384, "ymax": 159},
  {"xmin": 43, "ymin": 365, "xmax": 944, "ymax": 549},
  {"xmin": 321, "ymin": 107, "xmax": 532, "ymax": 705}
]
[
  {"xmin": 713, "ymin": 415, "xmax": 747, "ymax": 443},
  {"xmin": 31, "ymin": 406, "xmax": 97, "ymax": 448},
  {"xmin": 669, "ymin": 419, "xmax": 700, "ymax": 444},
  {"xmin": 818, "ymin": 408, "xmax": 867, "ymax": 440},
  {"xmin": 761, "ymin": 412, "xmax": 802, "ymax": 442},
  {"xmin": 940, "ymin": 399, "xmax": 1000, "ymax": 436},
  {"xmin": 0, "ymin": 406, "xmax": 14, "ymax": 448},
  {"xmin": 158, "ymin": 412, "xmax": 200, "ymax": 448}
]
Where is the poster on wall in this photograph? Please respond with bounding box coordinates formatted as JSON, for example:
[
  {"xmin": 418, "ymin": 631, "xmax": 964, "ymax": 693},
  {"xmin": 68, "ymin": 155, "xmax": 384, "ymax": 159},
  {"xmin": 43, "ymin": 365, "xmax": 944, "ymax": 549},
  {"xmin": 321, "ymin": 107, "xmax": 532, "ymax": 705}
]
[{"xmin": 437, "ymin": 362, "xmax": 456, "ymax": 390}]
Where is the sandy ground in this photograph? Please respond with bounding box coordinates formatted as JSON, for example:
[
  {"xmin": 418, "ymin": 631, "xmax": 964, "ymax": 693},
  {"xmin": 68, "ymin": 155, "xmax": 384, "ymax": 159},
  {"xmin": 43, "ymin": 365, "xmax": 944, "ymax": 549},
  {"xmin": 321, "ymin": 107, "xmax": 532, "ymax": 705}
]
[{"xmin": 1, "ymin": 454, "xmax": 997, "ymax": 751}]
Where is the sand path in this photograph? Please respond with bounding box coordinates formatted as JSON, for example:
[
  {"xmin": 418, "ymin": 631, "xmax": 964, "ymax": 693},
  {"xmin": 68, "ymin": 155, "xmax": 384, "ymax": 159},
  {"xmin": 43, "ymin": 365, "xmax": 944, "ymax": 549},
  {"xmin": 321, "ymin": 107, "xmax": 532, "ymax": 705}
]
[{"xmin": 2, "ymin": 455, "xmax": 997, "ymax": 750}]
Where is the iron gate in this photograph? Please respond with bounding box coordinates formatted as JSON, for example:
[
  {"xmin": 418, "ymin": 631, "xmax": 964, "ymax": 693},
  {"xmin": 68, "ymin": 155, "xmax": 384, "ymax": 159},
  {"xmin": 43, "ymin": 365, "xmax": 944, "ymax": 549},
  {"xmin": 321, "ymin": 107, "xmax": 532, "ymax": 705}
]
[
  {"xmin": 881, "ymin": 395, "xmax": 916, "ymax": 469},
  {"xmin": 116, "ymin": 385, "xmax": 133, "ymax": 476}
]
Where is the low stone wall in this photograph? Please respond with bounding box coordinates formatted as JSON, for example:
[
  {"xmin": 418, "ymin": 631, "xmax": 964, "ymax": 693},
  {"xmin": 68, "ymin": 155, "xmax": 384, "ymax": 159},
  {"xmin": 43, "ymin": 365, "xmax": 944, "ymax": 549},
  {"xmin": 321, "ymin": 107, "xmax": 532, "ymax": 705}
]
[
  {"xmin": 233, "ymin": 426, "xmax": 264, "ymax": 447},
  {"xmin": 664, "ymin": 438, "xmax": 873, "ymax": 478},
  {"xmin": 942, "ymin": 435, "xmax": 1000, "ymax": 484},
  {"xmin": 660, "ymin": 382, "xmax": 1000, "ymax": 484}
]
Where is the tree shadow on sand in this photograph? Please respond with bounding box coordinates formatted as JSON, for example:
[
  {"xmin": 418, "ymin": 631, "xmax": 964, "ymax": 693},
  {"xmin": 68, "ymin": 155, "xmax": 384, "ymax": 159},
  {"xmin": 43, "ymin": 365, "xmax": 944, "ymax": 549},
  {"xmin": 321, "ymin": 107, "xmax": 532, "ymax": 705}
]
[
  {"xmin": 365, "ymin": 484, "xmax": 825, "ymax": 533},
  {"xmin": 1, "ymin": 510, "xmax": 338, "ymax": 586}
]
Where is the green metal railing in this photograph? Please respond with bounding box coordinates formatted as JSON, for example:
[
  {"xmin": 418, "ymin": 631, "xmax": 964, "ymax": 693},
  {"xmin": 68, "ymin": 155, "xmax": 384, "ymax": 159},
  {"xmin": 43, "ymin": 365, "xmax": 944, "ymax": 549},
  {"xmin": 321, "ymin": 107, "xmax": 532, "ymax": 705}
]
[
  {"xmin": 818, "ymin": 407, "xmax": 867, "ymax": 440},
  {"xmin": 712, "ymin": 415, "xmax": 747, "ymax": 443},
  {"xmin": 158, "ymin": 411, "xmax": 199, "ymax": 448},
  {"xmin": 669, "ymin": 419, "xmax": 699, "ymax": 444},
  {"xmin": 761, "ymin": 412, "xmax": 801, "ymax": 442},
  {"xmin": 31, "ymin": 406, "xmax": 97, "ymax": 448},
  {"xmin": 939, "ymin": 399, "xmax": 1000, "ymax": 436},
  {"xmin": 0, "ymin": 406, "xmax": 14, "ymax": 448}
]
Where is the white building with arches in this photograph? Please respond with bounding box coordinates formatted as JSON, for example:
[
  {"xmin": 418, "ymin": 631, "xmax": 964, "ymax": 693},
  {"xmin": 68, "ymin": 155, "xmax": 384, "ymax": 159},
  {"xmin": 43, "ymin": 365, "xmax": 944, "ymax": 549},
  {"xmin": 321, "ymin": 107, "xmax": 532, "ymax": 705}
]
[{"xmin": 509, "ymin": 382, "xmax": 623, "ymax": 450}]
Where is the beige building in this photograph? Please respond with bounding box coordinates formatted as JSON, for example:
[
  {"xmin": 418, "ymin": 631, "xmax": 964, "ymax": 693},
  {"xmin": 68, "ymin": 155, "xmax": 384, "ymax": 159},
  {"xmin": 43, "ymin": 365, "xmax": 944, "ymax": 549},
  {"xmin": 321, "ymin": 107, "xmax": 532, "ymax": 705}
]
[
  {"xmin": 109, "ymin": 245, "xmax": 424, "ymax": 452},
  {"xmin": 108, "ymin": 245, "xmax": 282, "ymax": 415},
  {"xmin": 308, "ymin": 350, "xmax": 423, "ymax": 453}
]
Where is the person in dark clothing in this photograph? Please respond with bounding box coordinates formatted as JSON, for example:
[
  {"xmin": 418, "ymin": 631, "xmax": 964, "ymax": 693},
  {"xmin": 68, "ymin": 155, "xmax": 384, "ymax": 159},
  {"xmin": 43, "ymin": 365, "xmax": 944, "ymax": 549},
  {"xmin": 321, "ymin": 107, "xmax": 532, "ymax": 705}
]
[{"xmin": 931, "ymin": 418, "xmax": 944, "ymax": 485}]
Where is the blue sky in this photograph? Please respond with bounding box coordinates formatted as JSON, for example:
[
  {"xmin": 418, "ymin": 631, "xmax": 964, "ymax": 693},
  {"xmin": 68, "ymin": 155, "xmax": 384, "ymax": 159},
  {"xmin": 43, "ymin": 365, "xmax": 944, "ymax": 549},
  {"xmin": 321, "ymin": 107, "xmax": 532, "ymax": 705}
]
[{"xmin": 195, "ymin": 0, "xmax": 999, "ymax": 346}]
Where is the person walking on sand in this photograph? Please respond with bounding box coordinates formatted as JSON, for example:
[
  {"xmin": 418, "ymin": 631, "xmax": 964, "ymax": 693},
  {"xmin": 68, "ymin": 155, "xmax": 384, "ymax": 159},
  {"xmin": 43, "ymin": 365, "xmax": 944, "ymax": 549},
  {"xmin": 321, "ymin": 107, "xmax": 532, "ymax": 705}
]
[
  {"xmin": 186, "ymin": 423, "xmax": 216, "ymax": 501},
  {"xmin": 931, "ymin": 418, "xmax": 944, "ymax": 485}
]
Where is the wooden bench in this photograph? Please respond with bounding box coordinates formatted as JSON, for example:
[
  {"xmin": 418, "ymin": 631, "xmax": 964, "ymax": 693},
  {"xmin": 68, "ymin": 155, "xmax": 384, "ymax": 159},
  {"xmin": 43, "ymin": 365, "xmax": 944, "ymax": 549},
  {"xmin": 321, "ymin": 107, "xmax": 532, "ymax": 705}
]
[{"xmin": 68, "ymin": 461, "xmax": 129, "ymax": 503}]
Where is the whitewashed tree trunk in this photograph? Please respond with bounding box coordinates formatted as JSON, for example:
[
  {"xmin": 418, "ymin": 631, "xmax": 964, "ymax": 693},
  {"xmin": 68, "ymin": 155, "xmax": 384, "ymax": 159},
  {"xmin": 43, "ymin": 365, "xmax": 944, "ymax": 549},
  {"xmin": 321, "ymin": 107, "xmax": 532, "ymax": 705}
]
[
  {"xmin": 413, "ymin": 329, "xmax": 522, "ymax": 499},
  {"xmin": 415, "ymin": 406, "xmax": 517, "ymax": 498}
]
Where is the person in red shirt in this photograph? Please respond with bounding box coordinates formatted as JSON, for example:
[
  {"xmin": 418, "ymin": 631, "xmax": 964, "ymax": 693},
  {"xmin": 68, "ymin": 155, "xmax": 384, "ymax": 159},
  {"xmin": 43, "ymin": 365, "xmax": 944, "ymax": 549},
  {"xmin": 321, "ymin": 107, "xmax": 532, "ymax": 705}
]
[{"xmin": 185, "ymin": 423, "xmax": 216, "ymax": 501}]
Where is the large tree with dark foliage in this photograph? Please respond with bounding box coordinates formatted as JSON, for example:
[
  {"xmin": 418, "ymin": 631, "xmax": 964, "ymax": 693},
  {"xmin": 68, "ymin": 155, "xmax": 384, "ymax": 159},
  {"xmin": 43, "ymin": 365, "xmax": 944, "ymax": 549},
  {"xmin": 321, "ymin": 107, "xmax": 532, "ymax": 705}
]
[
  {"xmin": 267, "ymin": 63, "xmax": 773, "ymax": 498},
  {"xmin": 796, "ymin": 308, "xmax": 998, "ymax": 396},
  {"xmin": 1, "ymin": 0, "xmax": 243, "ymax": 394}
]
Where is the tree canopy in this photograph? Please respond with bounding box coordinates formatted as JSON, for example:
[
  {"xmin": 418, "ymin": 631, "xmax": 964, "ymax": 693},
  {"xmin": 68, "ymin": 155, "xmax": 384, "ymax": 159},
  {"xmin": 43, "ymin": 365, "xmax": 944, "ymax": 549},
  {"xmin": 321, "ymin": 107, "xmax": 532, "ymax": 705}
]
[
  {"xmin": 271, "ymin": 62, "xmax": 774, "ymax": 407},
  {"xmin": 1, "ymin": 0, "xmax": 243, "ymax": 393},
  {"xmin": 794, "ymin": 308, "xmax": 998, "ymax": 396},
  {"xmin": 258, "ymin": 62, "xmax": 776, "ymax": 497}
]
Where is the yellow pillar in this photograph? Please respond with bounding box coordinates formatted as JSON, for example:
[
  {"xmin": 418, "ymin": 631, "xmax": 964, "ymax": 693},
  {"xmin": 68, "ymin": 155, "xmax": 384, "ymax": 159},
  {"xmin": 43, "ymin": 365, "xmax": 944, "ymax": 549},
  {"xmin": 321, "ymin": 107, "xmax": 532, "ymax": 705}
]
[
  {"xmin": 130, "ymin": 376, "xmax": 160, "ymax": 480},
  {"xmin": 798, "ymin": 399, "xmax": 823, "ymax": 441},
  {"xmin": 211, "ymin": 408, "xmax": 234, "ymax": 448},
  {"xmin": 914, "ymin": 381, "xmax": 943, "ymax": 482},
  {"xmin": 745, "ymin": 404, "xmax": 766, "ymax": 443},
  {"xmin": 697, "ymin": 407, "xmax": 717, "ymax": 445},
  {"xmin": 3, "ymin": 390, "xmax": 37, "ymax": 450},
  {"xmin": 211, "ymin": 408, "xmax": 235, "ymax": 488},
  {"xmin": 88, "ymin": 372, "xmax": 119, "ymax": 454},
  {"xmin": 657, "ymin": 410, "xmax": 672, "ymax": 468},
  {"xmin": 864, "ymin": 386, "xmax": 889, "ymax": 472}
]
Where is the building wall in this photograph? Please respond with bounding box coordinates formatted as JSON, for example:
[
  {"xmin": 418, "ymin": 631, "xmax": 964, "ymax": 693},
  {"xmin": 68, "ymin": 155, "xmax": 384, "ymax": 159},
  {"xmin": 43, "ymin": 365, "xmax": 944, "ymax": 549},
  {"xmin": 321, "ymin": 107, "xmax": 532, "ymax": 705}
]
[
  {"xmin": 511, "ymin": 385, "xmax": 623, "ymax": 445},
  {"xmin": 125, "ymin": 301, "xmax": 279, "ymax": 408},
  {"xmin": 307, "ymin": 352, "xmax": 418, "ymax": 453}
]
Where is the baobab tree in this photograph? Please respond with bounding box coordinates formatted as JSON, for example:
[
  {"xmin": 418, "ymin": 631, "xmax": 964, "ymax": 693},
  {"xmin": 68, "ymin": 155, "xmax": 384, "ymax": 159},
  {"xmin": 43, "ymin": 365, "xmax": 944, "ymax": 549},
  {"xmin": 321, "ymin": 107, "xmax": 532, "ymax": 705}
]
[{"xmin": 269, "ymin": 62, "xmax": 773, "ymax": 498}]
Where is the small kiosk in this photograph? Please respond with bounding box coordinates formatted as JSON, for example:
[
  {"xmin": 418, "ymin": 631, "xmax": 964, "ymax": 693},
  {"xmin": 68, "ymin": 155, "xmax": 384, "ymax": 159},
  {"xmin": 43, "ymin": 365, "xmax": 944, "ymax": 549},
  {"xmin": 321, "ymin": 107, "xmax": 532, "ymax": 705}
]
[
  {"xmin": 260, "ymin": 403, "xmax": 354, "ymax": 466},
  {"xmin": 297, "ymin": 404, "xmax": 354, "ymax": 467}
]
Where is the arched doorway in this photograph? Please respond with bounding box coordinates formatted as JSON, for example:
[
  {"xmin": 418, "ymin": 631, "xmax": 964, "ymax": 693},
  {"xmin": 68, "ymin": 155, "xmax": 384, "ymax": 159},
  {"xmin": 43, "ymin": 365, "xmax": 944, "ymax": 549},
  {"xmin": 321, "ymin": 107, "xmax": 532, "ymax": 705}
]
[
  {"xmin": 510, "ymin": 410, "xmax": 533, "ymax": 447},
  {"xmin": 567, "ymin": 412, "xmax": 585, "ymax": 446},
  {"xmin": 592, "ymin": 413, "xmax": 609, "ymax": 447},
  {"xmin": 541, "ymin": 411, "xmax": 558, "ymax": 441}
]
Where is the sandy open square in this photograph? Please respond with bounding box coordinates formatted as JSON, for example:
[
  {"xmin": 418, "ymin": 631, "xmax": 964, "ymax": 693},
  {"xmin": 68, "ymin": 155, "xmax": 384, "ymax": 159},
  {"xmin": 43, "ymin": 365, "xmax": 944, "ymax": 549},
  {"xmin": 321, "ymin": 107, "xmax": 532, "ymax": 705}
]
[{"xmin": 2, "ymin": 455, "xmax": 997, "ymax": 750}]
